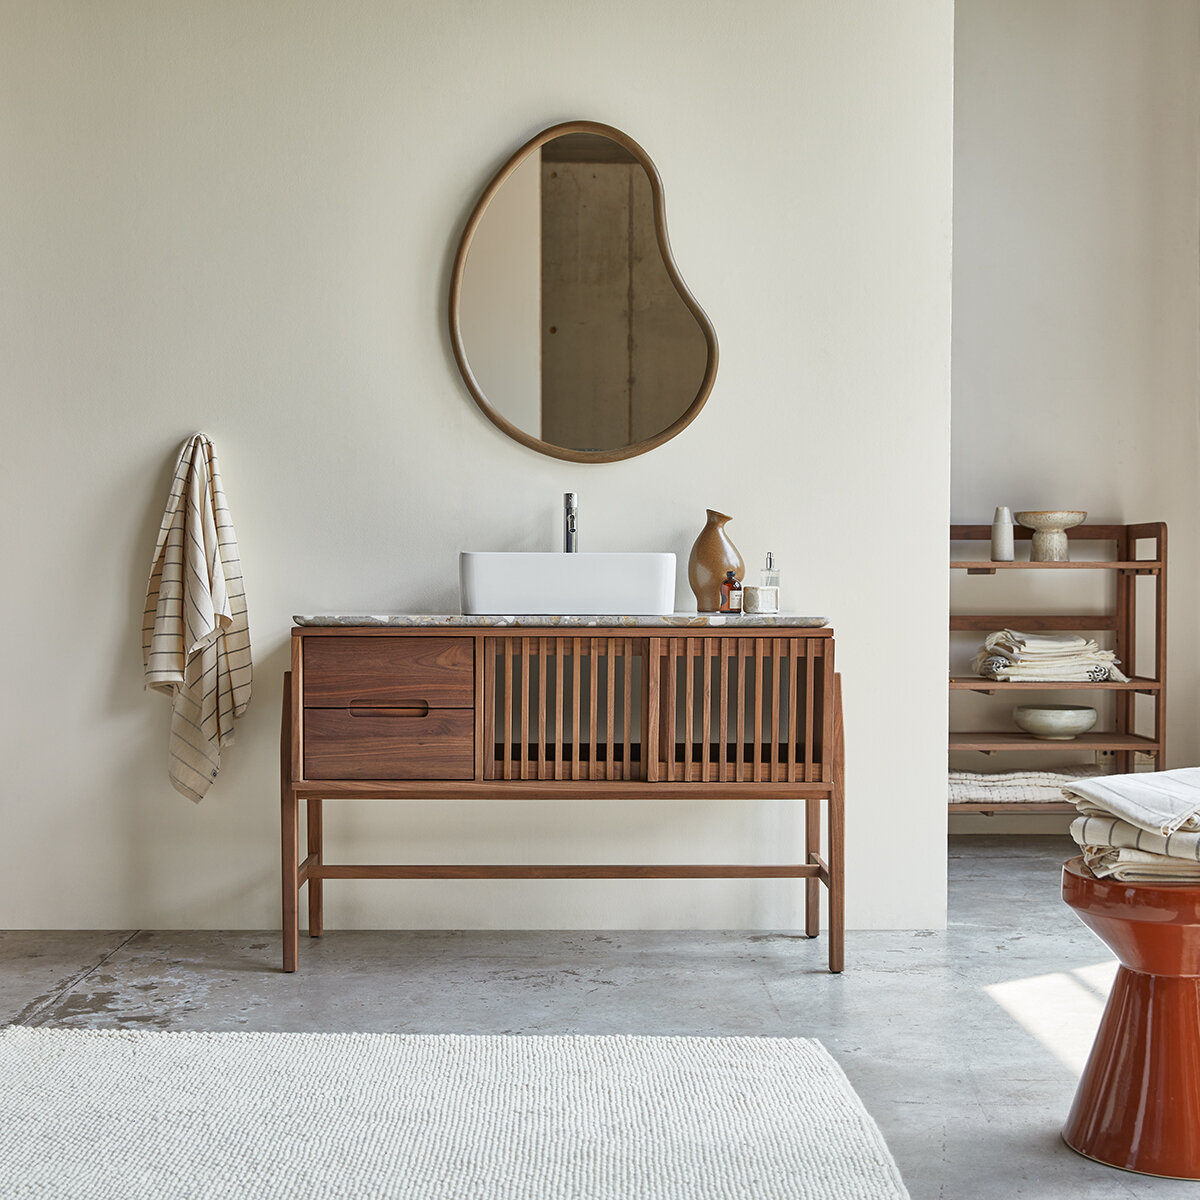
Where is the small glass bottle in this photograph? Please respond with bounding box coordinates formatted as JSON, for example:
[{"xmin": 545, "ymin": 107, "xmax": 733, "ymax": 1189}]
[
  {"xmin": 761, "ymin": 552, "xmax": 780, "ymax": 590},
  {"xmin": 719, "ymin": 570, "xmax": 743, "ymax": 612}
]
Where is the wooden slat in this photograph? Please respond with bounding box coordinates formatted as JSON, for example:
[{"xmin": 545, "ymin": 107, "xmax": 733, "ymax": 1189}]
[
  {"xmin": 554, "ymin": 637, "xmax": 565, "ymax": 782},
  {"xmin": 645, "ymin": 638, "xmax": 659, "ymax": 783},
  {"xmin": 503, "ymin": 639, "xmax": 514, "ymax": 781},
  {"xmin": 520, "ymin": 636, "xmax": 531, "ymax": 780},
  {"xmin": 473, "ymin": 633, "xmax": 485, "ymax": 781},
  {"xmin": 572, "ymin": 639, "xmax": 582, "ymax": 781},
  {"xmin": 787, "ymin": 639, "xmax": 799, "ymax": 784},
  {"xmin": 684, "ymin": 637, "xmax": 696, "ymax": 782},
  {"xmin": 588, "ymin": 638, "xmax": 599, "ymax": 781},
  {"xmin": 949, "ymin": 677, "xmax": 1161, "ymax": 692},
  {"xmin": 718, "ymin": 638, "xmax": 729, "ymax": 782},
  {"xmin": 950, "ymin": 613, "xmax": 1118, "ymax": 632},
  {"xmin": 821, "ymin": 644, "xmax": 835, "ymax": 784},
  {"xmin": 701, "ymin": 639, "xmax": 712, "ymax": 779},
  {"xmin": 951, "ymin": 522, "xmax": 1126, "ymax": 542},
  {"xmin": 622, "ymin": 637, "xmax": 632, "ymax": 782},
  {"xmin": 606, "ymin": 641, "xmax": 616, "ymax": 782},
  {"xmin": 665, "ymin": 640, "xmax": 678, "ymax": 781},
  {"xmin": 753, "ymin": 638, "xmax": 765, "ymax": 782},
  {"xmin": 483, "ymin": 638, "xmax": 496, "ymax": 781},
  {"xmin": 804, "ymin": 639, "xmax": 815, "ymax": 783},
  {"xmin": 951, "ymin": 732, "xmax": 1159, "ymax": 751},
  {"xmin": 771, "ymin": 640, "xmax": 783, "ymax": 782},
  {"xmin": 293, "ymin": 777, "xmax": 831, "ymax": 800},
  {"xmin": 316, "ymin": 863, "xmax": 822, "ymax": 880},
  {"xmin": 950, "ymin": 560, "xmax": 1158, "ymax": 571},
  {"xmin": 538, "ymin": 638, "xmax": 548, "ymax": 780},
  {"xmin": 735, "ymin": 639, "xmax": 746, "ymax": 783}
]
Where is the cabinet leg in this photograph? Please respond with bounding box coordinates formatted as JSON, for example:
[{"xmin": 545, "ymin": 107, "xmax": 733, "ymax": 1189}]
[
  {"xmin": 828, "ymin": 673, "xmax": 845, "ymax": 974},
  {"xmin": 804, "ymin": 796, "xmax": 819, "ymax": 938},
  {"xmin": 282, "ymin": 788, "xmax": 299, "ymax": 973},
  {"xmin": 281, "ymin": 676, "xmax": 299, "ymax": 973},
  {"xmin": 307, "ymin": 797, "xmax": 323, "ymax": 938}
]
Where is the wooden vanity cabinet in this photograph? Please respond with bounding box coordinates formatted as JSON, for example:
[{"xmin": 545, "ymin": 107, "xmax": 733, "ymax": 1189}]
[{"xmin": 282, "ymin": 625, "xmax": 844, "ymax": 973}]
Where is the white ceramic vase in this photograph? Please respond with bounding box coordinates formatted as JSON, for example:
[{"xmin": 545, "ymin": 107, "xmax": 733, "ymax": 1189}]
[{"xmin": 990, "ymin": 506, "xmax": 1014, "ymax": 562}]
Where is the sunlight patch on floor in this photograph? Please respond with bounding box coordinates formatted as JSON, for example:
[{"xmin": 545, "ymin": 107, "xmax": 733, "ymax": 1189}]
[{"xmin": 985, "ymin": 960, "xmax": 1117, "ymax": 1074}]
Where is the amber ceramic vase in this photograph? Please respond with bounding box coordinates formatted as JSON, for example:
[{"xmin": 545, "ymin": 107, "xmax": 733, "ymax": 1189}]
[{"xmin": 688, "ymin": 510, "xmax": 744, "ymax": 612}]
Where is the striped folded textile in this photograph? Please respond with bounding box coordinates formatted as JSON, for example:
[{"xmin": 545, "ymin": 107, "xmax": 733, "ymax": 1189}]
[
  {"xmin": 143, "ymin": 433, "xmax": 252, "ymax": 802},
  {"xmin": 1067, "ymin": 769, "xmax": 1200, "ymax": 881}
]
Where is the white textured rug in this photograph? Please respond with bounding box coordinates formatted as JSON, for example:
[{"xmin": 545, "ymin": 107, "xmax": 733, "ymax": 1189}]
[{"xmin": 0, "ymin": 1027, "xmax": 908, "ymax": 1200}]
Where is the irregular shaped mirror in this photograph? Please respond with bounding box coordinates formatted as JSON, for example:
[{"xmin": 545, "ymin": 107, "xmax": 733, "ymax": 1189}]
[{"xmin": 450, "ymin": 122, "xmax": 718, "ymax": 463}]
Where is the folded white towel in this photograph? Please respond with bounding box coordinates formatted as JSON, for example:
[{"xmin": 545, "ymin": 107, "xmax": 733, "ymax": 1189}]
[
  {"xmin": 983, "ymin": 630, "xmax": 1094, "ymax": 658},
  {"xmin": 1075, "ymin": 845, "xmax": 1200, "ymax": 882},
  {"xmin": 1000, "ymin": 631, "xmax": 1091, "ymax": 653},
  {"xmin": 1063, "ymin": 768, "xmax": 1200, "ymax": 838}
]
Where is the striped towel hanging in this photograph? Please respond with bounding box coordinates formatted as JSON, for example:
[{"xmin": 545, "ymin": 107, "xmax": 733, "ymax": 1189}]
[{"xmin": 143, "ymin": 433, "xmax": 252, "ymax": 801}]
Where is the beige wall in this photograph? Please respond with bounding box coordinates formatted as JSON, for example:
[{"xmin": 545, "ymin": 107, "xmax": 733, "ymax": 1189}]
[
  {"xmin": 0, "ymin": 1, "xmax": 953, "ymax": 929},
  {"xmin": 952, "ymin": 0, "xmax": 1200, "ymax": 832}
]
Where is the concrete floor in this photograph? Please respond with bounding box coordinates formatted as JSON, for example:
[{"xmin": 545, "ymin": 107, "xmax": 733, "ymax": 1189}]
[{"xmin": 2, "ymin": 835, "xmax": 1194, "ymax": 1199}]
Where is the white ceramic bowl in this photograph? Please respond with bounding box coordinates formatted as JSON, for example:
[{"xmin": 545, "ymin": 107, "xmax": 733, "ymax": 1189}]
[
  {"xmin": 1012, "ymin": 510, "xmax": 1087, "ymax": 534},
  {"xmin": 1012, "ymin": 704, "xmax": 1098, "ymax": 741}
]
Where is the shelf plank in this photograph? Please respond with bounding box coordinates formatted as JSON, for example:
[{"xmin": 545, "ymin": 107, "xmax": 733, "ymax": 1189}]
[
  {"xmin": 950, "ymin": 561, "xmax": 1160, "ymax": 572},
  {"xmin": 949, "ymin": 732, "xmax": 1160, "ymax": 752},
  {"xmin": 951, "ymin": 524, "xmax": 1128, "ymax": 542},
  {"xmin": 949, "ymin": 677, "xmax": 1161, "ymax": 692},
  {"xmin": 950, "ymin": 614, "xmax": 1119, "ymax": 632},
  {"xmin": 948, "ymin": 802, "xmax": 1077, "ymax": 815}
]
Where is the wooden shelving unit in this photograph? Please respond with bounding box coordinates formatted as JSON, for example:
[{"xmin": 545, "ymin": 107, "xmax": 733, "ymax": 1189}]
[{"xmin": 948, "ymin": 522, "xmax": 1166, "ymax": 816}]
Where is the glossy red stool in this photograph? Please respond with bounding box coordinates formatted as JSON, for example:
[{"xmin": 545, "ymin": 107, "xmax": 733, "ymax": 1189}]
[{"xmin": 1061, "ymin": 856, "xmax": 1200, "ymax": 1179}]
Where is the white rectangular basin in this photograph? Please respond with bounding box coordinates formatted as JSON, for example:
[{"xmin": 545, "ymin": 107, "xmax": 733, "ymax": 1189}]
[{"xmin": 460, "ymin": 552, "xmax": 676, "ymax": 616}]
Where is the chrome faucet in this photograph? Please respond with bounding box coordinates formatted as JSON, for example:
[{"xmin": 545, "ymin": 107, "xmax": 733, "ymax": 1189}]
[{"xmin": 563, "ymin": 492, "xmax": 578, "ymax": 552}]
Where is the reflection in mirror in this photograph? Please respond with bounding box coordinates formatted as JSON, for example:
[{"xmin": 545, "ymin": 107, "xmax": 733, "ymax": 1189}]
[{"xmin": 451, "ymin": 123, "xmax": 717, "ymax": 463}]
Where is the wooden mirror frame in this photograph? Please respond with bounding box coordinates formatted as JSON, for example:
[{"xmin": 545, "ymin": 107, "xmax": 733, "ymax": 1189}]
[{"xmin": 448, "ymin": 121, "xmax": 719, "ymax": 464}]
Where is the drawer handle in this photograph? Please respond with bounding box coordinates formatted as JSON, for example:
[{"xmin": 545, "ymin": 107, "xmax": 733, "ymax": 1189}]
[{"xmin": 348, "ymin": 701, "xmax": 430, "ymax": 718}]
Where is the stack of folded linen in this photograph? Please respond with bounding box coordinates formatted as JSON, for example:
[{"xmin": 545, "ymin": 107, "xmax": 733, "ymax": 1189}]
[
  {"xmin": 971, "ymin": 630, "xmax": 1129, "ymax": 682},
  {"xmin": 1066, "ymin": 768, "xmax": 1200, "ymax": 880},
  {"xmin": 949, "ymin": 766, "xmax": 1101, "ymax": 805}
]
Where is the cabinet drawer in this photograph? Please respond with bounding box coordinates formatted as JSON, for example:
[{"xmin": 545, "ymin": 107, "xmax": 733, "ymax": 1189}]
[
  {"xmin": 302, "ymin": 637, "xmax": 474, "ymax": 708},
  {"xmin": 303, "ymin": 708, "xmax": 474, "ymax": 780}
]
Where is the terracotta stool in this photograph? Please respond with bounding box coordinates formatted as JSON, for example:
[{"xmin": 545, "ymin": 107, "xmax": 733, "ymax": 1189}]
[{"xmin": 1061, "ymin": 856, "xmax": 1200, "ymax": 1179}]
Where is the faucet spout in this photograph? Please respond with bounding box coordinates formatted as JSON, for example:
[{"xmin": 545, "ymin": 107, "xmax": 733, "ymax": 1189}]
[{"xmin": 563, "ymin": 492, "xmax": 578, "ymax": 553}]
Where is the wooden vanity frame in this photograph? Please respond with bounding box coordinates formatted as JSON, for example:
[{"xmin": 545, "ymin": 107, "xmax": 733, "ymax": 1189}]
[{"xmin": 281, "ymin": 625, "xmax": 844, "ymax": 973}]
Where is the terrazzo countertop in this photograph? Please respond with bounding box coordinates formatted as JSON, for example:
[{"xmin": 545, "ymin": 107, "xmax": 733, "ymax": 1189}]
[{"xmin": 293, "ymin": 613, "xmax": 829, "ymax": 628}]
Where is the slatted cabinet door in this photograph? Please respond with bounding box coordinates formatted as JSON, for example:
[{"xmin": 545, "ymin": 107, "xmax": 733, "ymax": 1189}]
[
  {"xmin": 483, "ymin": 636, "xmax": 647, "ymax": 781},
  {"xmin": 648, "ymin": 636, "xmax": 828, "ymax": 784}
]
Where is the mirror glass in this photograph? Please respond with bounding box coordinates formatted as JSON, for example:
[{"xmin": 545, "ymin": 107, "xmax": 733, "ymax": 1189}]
[{"xmin": 450, "ymin": 123, "xmax": 717, "ymax": 463}]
